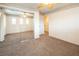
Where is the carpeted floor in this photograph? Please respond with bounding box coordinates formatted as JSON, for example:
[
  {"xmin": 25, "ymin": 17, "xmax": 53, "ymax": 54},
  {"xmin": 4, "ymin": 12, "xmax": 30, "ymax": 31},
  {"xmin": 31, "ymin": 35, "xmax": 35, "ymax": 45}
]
[{"xmin": 0, "ymin": 31, "xmax": 79, "ymax": 56}]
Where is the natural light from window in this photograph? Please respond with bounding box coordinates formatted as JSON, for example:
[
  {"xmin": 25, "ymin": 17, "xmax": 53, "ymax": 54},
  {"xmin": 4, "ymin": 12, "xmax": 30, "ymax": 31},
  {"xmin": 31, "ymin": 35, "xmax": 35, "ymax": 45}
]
[
  {"xmin": 26, "ymin": 18, "xmax": 29, "ymax": 24},
  {"xmin": 12, "ymin": 17, "xmax": 16, "ymax": 24},
  {"xmin": 20, "ymin": 18, "xmax": 23, "ymax": 24}
]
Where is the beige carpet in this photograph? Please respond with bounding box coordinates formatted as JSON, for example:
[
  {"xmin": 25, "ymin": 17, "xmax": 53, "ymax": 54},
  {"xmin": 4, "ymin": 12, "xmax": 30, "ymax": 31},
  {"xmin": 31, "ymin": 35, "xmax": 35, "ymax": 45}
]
[{"xmin": 0, "ymin": 31, "xmax": 79, "ymax": 56}]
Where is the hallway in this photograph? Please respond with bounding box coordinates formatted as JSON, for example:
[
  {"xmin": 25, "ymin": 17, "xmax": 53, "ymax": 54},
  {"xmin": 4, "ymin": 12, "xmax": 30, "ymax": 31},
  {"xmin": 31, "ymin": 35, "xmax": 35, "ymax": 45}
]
[{"xmin": 0, "ymin": 31, "xmax": 79, "ymax": 56}]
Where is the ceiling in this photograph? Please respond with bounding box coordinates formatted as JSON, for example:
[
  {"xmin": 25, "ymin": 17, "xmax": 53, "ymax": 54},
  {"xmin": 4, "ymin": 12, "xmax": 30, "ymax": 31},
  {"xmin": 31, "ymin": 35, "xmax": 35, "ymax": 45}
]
[{"xmin": 0, "ymin": 3, "xmax": 71, "ymax": 14}]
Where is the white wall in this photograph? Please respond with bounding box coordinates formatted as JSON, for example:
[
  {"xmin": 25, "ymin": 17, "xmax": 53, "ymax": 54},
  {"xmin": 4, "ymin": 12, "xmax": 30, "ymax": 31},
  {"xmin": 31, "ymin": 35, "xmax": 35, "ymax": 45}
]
[
  {"xmin": 0, "ymin": 14, "xmax": 2, "ymax": 41},
  {"xmin": 48, "ymin": 7, "xmax": 79, "ymax": 45},
  {"xmin": 0, "ymin": 15, "xmax": 1, "ymax": 36},
  {"xmin": 6, "ymin": 15, "xmax": 34, "ymax": 34},
  {"xmin": 39, "ymin": 14, "xmax": 44, "ymax": 35},
  {"xmin": 33, "ymin": 11, "xmax": 40, "ymax": 38},
  {"xmin": 0, "ymin": 13, "xmax": 6, "ymax": 41}
]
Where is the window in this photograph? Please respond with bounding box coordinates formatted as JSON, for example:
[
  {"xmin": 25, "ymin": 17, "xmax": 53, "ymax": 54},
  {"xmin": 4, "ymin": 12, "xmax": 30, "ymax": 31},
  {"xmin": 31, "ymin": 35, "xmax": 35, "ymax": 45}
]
[
  {"xmin": 26, "ymin": 18, "xmax": 29, "ymax": 24},
  {"xmin": 20, "ymin": 18, "xmax": 23, "ymax": 24},
  {"xmin": 12, "ymin": 17, "xmax": 16, "ymax": 24}
]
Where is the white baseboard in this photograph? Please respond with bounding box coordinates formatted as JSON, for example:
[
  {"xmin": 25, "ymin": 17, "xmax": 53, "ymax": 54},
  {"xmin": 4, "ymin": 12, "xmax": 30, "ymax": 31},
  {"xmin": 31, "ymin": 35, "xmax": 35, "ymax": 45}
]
[{"xmin": 49, "ymin": 35, "xmax": 79, "ymax": 46}]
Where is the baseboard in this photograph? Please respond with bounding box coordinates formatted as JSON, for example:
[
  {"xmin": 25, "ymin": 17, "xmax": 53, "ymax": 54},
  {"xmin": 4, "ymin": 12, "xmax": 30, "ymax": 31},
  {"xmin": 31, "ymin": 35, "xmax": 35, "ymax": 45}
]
[
  {"xmin": 49, "ymin": 35, "xmax": 79, "ymax": 46},
  {"xmin": 6, "ymin": 30, "xmax": 34, "ymax": 35}
]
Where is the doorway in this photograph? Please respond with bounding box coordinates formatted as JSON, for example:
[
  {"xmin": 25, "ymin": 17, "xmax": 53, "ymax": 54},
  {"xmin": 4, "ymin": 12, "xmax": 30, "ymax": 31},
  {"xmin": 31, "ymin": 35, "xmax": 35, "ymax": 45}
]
[{"xmin": 43, "ymin": 15, "xmax": 49, "ymax": 35}]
